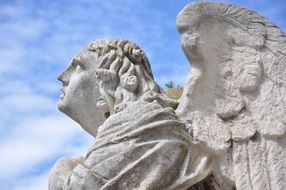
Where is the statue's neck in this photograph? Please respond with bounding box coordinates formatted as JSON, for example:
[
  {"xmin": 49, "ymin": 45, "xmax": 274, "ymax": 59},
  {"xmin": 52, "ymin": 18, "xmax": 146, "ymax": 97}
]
[{"xmin": 67, "ymin": 109, "xmax": 104, "ymax": 137}]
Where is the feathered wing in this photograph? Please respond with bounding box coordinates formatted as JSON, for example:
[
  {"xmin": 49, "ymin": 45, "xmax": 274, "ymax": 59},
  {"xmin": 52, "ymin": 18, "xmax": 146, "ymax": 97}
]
[{"xmin": 176, "ymin": 2, "xmax": 286, "ymax": 189}]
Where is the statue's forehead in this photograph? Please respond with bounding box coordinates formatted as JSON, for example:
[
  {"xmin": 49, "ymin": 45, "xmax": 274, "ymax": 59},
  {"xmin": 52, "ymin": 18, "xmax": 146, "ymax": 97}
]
[
  {"xmin": 177, "ymin": 11, "xmax": 201, "ymax": 31},
  {"xmin": 67, "ymin": 52, "xmax": 89, "ymax": 68},
  {"xmin": 177, "ymin": 13, "xmax": 190, "ymax": 27},
  {"xmin": 73, "ymin": 49, "xmax": 96, "ymax": 61}
]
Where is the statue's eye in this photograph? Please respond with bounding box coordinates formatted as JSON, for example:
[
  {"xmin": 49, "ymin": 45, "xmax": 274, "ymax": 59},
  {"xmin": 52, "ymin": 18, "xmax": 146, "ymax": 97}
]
[
  {"xmin": 72, "ymin": 59, "xmax": 85, "ymax": 70},
  {"xmin": 178, "ymin": 25, "xmax": 186, "ymax": 33},
  {"xmin": 178, "ymin": 25, "xmax": 193, "ymax": 35}
]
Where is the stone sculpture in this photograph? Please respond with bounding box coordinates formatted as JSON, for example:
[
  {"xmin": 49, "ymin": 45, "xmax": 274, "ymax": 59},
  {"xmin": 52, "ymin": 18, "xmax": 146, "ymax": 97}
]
[
  {"xmin": 176, "ymin": 2, "xmax": 286, "ymax": 189},
  {"xmin": 49, "ymin": 2, "xmax": 286, "ymax": 190},
  {"xmin": 50, "ymin": 39, "xmax": 213, "ymax": 189}
]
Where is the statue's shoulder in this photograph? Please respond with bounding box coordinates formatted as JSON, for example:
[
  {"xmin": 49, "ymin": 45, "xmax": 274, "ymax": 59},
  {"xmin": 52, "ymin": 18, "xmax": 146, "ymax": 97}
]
[{"xmin": 105, "ymin": 99, "xmax": 176, "ymax": 125}]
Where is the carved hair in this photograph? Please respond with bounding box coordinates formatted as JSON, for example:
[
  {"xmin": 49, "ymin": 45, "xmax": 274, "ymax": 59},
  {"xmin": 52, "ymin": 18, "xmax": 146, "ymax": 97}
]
[{"xmin": 88, "ymin": 39, "xmax": 178, "ymax": 109}]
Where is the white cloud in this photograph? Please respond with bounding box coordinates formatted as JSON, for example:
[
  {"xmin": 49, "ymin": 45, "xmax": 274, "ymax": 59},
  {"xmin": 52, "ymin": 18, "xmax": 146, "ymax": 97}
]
[
  {"xmin": 0, "ymin": 116, "xmax": 77, "ymax": 179},
  {"xmin": 8, "ymin": 171, "xmax": 49, "ymax": 190},
  {"xmin": 0, "ymin": 114, "xmax": 92, "ymax": 188}
]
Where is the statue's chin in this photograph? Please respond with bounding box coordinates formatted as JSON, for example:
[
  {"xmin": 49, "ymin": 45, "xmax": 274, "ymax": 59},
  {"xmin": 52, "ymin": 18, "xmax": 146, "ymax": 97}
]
[{"xmin": 58, "ymin": 98, "xmax": 71, "ymax": 115}]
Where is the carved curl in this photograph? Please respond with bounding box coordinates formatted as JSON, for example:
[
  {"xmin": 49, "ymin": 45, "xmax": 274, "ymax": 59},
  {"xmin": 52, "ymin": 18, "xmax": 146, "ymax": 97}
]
[{"xmin": 88, "ymin": 39, "xmax": 178, "ymax": 109}]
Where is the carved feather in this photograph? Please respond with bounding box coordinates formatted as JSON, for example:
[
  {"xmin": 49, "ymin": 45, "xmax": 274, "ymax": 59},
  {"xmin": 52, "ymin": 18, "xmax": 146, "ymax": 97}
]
[{"xmin": 176, "ymin": 2, "xmax": 286, "ymax": 189}]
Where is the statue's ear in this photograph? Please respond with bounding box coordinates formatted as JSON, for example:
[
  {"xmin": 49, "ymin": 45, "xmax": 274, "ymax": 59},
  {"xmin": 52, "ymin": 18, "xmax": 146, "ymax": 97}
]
[{"xmin": 124, "ymin": 75, "xmax": 138, "ymax": 92}]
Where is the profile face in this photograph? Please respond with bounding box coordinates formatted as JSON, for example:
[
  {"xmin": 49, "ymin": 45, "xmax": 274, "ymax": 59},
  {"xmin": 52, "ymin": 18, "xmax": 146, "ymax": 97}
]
[
  {"xmin": 58, "ymin": 49, "xmax": 102, "ymax": 123},
  {"xmin": 177, "ymin": 12, "xmax": 201, "ymax": 62}
]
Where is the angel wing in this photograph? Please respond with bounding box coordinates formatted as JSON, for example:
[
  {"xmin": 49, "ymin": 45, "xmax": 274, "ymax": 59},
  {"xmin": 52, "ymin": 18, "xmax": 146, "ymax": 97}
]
[{"xmin": 176, "ymin": 2, "xmax": 286, "ymax": 189}]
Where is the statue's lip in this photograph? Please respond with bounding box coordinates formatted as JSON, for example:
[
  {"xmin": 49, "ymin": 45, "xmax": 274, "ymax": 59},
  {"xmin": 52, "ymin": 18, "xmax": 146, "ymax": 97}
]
[{"xmin": 60, "ymin": 88, "xmax": 65, "ymax": 95}]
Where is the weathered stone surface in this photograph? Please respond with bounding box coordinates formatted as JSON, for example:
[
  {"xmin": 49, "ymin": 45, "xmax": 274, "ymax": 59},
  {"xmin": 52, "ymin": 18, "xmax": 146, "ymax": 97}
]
[
  {"xmin": 177, "ymin": 2, "xmax": 286, "ymax": 189},
  {"xmin": 50, "ymin": 39, "xmax": 212, "ymax": 190},
  {"xmin": 49, "ymin": 2, "xmax": 286, "ymax": 190}
]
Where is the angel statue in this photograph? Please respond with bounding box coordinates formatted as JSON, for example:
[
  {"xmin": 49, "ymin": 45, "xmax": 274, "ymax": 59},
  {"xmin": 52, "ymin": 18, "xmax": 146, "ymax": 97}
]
[
  {"xmin": 176, "ymin": 2, "xmax": 286, "ymax": 190},
  {"xmin": 49, "ymin": 38, "xmax": 214, "ymax": 190},
  {"xmin": 49, "ymin": 2, "xmax": 286, "ymax": 190}
]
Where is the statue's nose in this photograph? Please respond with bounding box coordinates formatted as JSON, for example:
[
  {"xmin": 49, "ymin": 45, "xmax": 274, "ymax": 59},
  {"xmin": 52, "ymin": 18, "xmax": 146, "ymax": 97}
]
[
  {"xmin": 58, "ymin": 72, "xmax": 69, "ymax": 86},
  {"xmin": 57, "ymin": 73, "xmax": 63, "ymax": 82}
]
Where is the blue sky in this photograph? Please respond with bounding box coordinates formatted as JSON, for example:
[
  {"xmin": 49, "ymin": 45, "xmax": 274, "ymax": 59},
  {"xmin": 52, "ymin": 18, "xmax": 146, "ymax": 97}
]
[{"xmin": 0, "ymin": 0, "xmax": 285, "ymax": 189}]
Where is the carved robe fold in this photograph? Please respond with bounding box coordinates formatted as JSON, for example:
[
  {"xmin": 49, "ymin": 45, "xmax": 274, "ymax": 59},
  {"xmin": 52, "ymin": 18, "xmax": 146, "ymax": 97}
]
[{"xmin": 64, "ymin": 100, "xmax": 212, "ymax": 190}]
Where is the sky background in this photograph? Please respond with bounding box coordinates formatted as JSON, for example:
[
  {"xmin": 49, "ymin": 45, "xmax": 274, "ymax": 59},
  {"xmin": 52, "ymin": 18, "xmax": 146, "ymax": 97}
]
[{"xmin": 0, "ymin": 0, "xmax": 285, "ymax": 189}]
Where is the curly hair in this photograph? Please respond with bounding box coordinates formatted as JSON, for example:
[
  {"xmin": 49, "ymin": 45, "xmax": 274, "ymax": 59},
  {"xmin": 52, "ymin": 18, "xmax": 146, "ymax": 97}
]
[{"xmin": 87, "ymin": 38, "xmax": 178, "ymax": 109}]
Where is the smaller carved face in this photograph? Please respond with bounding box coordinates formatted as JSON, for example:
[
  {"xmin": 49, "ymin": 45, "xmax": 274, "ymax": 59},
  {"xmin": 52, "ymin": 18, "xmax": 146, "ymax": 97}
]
[
  {"xmin": 178, "ymin": 25, "xmax": 200, "ymax": 59},
  {"xmin": 58, "ymin": 50, "xmax": 100, "ymax": 120}
]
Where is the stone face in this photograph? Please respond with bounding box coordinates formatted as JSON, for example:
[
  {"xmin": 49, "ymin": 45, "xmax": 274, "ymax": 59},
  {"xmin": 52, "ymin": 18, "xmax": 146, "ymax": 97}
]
[
  {"xmin": 57, "ymin": 47, "xmax": 106, "ymax": 137},
  {"xmin": 176, "ymin": 2, "xmax": 286, "ymax": 189},
  {"xmin": 49, "ymin": 2, "xmax": 286, "ymax": 190}
]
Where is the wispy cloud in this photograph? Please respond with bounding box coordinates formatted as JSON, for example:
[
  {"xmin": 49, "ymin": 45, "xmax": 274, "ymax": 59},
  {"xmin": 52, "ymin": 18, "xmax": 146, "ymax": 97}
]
[
  {"xmin": 9, "ymin": 171, "xmax": 50, "ymax": 190},
  {"xmin": 0, "ymin": 0, "xmax": 181, "ymax": 189}
]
